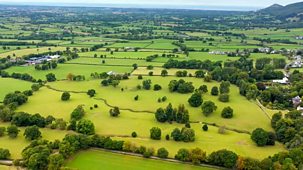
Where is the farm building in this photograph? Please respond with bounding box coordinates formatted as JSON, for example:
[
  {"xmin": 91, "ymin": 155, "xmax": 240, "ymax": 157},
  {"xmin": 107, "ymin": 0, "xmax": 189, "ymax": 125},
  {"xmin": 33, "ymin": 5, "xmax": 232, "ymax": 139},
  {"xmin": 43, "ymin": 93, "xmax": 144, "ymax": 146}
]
[{"xmin": 272, "ymin": 77, "xmax": 289, "ymax": 84}]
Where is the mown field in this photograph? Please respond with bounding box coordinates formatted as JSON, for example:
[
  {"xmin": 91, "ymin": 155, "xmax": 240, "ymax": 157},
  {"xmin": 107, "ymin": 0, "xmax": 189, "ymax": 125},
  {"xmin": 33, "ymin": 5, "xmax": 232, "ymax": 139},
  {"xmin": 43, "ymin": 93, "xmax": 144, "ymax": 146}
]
[
  {"xmin": 4, "ymin": 64, "xmax": 133, "ymax": 80},
  {"xmin": 0, "ymin": 78, "xmax": 32, "ymax": 101},
  {"xmin": 65, "ymin": 149, "xmax": 216, "ymax": 170}
]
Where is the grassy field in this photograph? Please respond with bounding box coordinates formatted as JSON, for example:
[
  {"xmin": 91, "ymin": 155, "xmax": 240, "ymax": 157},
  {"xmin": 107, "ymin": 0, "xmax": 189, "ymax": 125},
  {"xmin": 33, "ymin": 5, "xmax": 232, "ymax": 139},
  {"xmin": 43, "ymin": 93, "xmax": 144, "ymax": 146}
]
[
  {"xmin": 67, "ymin": 57, "xmax": 164, "ymax": 67},
  {"xmin": 0, "ymin": 78, "xmax": 32, "ymax": 101},
  {"xmin": 45, "ymin": 76, "xmax": 274, "ymax": 131},
  {"xmin": 65, "ymin": 149, "xmax": 216, "ymax": 170},
  {"xmin": 0, "ymin": 47, "xmax": 67, "ymax": 58},
  {"xmin": 4, "ymin": 64, "xmax": 133, "ymax": 80},
  {"xmin": 78, "ymin": 51, "xmax": 183, "ymax": 59},
  {"xmin": 0, "ymin": 122, "xmax": 71, "ymax": 159},
  {"xmin": 15, "ymin": 76, "xmax": 285, "ymax": 159}
]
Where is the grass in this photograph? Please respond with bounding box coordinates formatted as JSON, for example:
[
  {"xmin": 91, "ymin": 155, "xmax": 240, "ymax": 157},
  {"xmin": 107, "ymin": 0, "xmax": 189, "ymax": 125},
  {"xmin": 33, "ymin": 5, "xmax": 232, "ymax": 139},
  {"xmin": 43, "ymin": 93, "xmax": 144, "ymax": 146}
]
[
  {"xmin": 4, "ymin": 64, "xmax": 133, "ymax": 80},
  {"xmin": 15, "ymin": 76, "xmax": 285, "ymax": 159},
  {"xmin": 78, "ymin": 51, "xmax": 182, "ymax": 59},
  {"xmin": 67, "ymin": 57, "xmax": 164, "ymax": 67},
  {"xmin": 0, "ymin": 122, "xmax": 71, "ymax": 159},
  {"xmin": 65, "ymin": 149, "xmax": 216, "ymax": 170},
  {"xmin": 46, "ymin": 76, "xmax": 273, "ymax": 131},
  {"xmin": 0, "ymin": 47, "xmax": 67, "ymax": 58},
  {"xmin": 0, "ymin": 78, "xmax": 32, "ymax": 101},
  {"xmin": 132, "ymin": 67, "xmax": 198, "ymax": 76}
]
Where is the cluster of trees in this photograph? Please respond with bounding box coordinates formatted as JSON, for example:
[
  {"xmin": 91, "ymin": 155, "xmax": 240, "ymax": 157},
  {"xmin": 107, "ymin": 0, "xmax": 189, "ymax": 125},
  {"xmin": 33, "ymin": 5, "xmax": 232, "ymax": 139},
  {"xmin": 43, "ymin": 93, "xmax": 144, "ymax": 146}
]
[
  {"xmin": 171, "ymin": 127, "xmax": 195, "ymax": 142},
  {"xmin": 109, "ymin": 107, "xmax": 120, "ymax": 117},
  {"xmin": 168, "ymin": 79, "xmax": 194, "ymax": 94},
  {"xmin": 3, "ymin": 91, "xmax": 28, "ymax": 106},
  {"xmin": 35, "ymin": 61, "xmax": 57, "ymax": 71},
  {"xmin": 19, "ymin": 130, "xmax": 303, "ymax": 170},
  {"xmin": 271, "ymin": 111, "xmax": 303, "ymax": 149},
  {"xmin": 155, "ymin": 103, "xmax": 189, "ymax": 124},
  {"xmin": 90, "ymin": 44, "xmax": 105, "ymax": 51},
  {"xmin": 61, "ymin": 92, "xmax": 71, "ymax": 101},
  {"xmin": 66, "ymin": 73, "xmax": 86, "ymax": 81},
  {"xmin": 218, "ymin": 81, "xmax": 230, "ymax": 102},
  {"xmin": 146, "ymin": 54, "xmax": 159, "ymax": 62},
  {"xmin": 201, "ymin": 101, "xmax": 217, "ymax": 116},
  {"xmin": 1, "ymin": 71, "xmax": 36, "ymax": 82},
  {"xmin": 175, "ymin": 70, "xmax": 188, "ymax": 77},
  {"xmin": 251, "ymin": 128, "xmax": 276, "ymax": 146},
  {"xmin": 175, "ymin": 148, "xmax": 237, "ymax": 168},
  {"xmin": 0, "ymin": 125, "xmax": 19, "ymax": 138},
  {"xmin": 46, "ymin": 73, "xmax": 56, "ymax": 82},
  {"xmin": 188, "ymin": 92, "xmax": 203, "ymax": 107},
  {"xmin": 0, "ymin": 148, "xmax": 10, "ymax": 160},
  {"xmin": 101, "ymin": 79, "xmax": 120, "ymax": 87},
  {"xmin": 163, "ymin": 59, "xmax": 221, "ymax": 71}
]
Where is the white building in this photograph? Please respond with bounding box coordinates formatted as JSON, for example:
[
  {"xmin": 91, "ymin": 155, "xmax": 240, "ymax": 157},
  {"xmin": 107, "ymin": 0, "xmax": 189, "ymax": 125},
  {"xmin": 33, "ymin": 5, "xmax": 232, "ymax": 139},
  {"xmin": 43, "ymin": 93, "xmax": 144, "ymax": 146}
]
[{"xmin": 272, "ymin": 77, "xmax": 289, "ymax": 84}]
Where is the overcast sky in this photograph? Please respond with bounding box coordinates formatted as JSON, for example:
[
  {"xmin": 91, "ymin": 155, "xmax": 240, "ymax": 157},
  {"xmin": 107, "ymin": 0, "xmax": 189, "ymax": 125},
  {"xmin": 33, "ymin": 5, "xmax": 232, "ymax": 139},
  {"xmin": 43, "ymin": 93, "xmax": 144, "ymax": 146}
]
[{"xmin": 0, "ymin": 0, "xmax": 302, "ymax": 7}]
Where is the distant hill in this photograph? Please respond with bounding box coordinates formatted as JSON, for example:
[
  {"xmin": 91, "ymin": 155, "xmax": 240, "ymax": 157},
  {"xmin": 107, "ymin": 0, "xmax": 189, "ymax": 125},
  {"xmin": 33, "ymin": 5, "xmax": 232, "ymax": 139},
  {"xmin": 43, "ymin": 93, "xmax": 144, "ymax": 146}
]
[{"xmin": 259, "ymin": 2, "xmax": 303, "ymax": 21}]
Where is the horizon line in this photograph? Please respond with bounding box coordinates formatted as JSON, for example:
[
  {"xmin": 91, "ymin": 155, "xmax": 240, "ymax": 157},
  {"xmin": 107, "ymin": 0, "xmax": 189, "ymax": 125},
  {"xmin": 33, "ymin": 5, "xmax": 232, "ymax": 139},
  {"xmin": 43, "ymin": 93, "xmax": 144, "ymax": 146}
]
[{"xmin": 0, "ymin": 2, "xmax": 264, "ymax": 11}]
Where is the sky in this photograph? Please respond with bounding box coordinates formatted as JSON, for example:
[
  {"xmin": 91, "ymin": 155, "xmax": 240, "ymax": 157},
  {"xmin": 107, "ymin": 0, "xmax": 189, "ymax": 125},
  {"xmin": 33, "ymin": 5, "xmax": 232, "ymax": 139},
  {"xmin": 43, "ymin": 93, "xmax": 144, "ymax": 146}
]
[{"xmin": 0, "ymin": 0, "xmax": 302, "ymax": 7}]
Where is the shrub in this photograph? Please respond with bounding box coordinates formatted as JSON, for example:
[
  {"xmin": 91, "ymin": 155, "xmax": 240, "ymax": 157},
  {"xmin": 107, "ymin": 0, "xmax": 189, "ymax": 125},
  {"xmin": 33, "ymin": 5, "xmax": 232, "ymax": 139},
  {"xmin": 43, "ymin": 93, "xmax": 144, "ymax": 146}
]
[
  {"xmin": 61, "ymin": 92, "xmax": 71, "ymax": 101},
  {"xmin": 0, "ymin": 127, "xmax": 5, "ymax": 137},
  {"xmin": 202, "ymin": 124, "xmax": 208, "ymax": 131},
  {"xmin": 134, "ymin": 95, "xmax": 139, "ymax": 101},
  {"xmin": 157, "ymin": 148, "xmax": 169, "ymax": 158},
  {"xmin": 201, "ymin": 101, "xmax": 217, "ymax": 116},
  {"xmin": 153, "ymin": 84, "xmax": 162, "ymax": 91},
  {"xmin": 7, "ymin": 125, "xmax": 19, "ymax": 138},
  {"xmin": 87, "ymin": 89, "xmax": 96, "ymax": 97},
  {"xmin": 211, "ymin": 86, "xmax": 219, "ymax": 96},
  {"xmin": 150, "ymin": 127, "xmax": 161, "ymax": 140},
  {"xmin": 131, "ymin": 132, "xmax": 137, "ymax": 138},
  {"xmin": 70, "ymin": 105, "xmax": 85, "ymax": 120},
  {"xmin": 109, "ymin": 107, "xmax": 120, "ymax": 117},
  {"xmin": 251, "ymin": 128, "xmax": 269, "ymax": 146},
  {"xmin": 218, "ymin": 93, "xmax": 229, "ymax": 102},
  {"xmin": 76, "ymin": 119, "xmax": 95, "ymax": 135},
  {"xmin": 188, "ymin": 92, "xmax": 202, "ymax": 107},
  {"xmin": 207, "ymin": 149, "xmax": 238, "ymax": 168},
  {"xmin": 0, "ymin": 148, "xmax": 10, "ymax": 159},
  {"xmin": 175, "ymin": 148, "xmax": 190, "ymax": 162},
  {"xmin": 138, "ymin": 75, "xmax": 143, "ymax": 79},
  {"xmin": 24, "ymin": 125, "xmax": 41, "ymax": 140},
  {"xmin": 221, "ymin": 106, "xmax": 233, "ymax": 118}
]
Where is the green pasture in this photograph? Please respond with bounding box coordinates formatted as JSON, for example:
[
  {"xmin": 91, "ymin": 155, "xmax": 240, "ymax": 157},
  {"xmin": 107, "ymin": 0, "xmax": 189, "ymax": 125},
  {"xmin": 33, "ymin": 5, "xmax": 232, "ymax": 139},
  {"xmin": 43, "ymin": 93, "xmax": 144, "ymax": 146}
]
[
  {"xmin": 65, "ymin": 149, "xmax": 216, "ymax": 170},
  {"xmin": 0, "ymin": 78, "xmax": 32, "ymax": 101},
  {"xmin": 0, "ymin": 122, "xmax": 71, "ymax": 159},
  {"xmin": 4, "ymin": 64, "xmax": 132, "ymax": 80},
  {"xmin": 46, "ymin": 76, "xmax": 274, "ymax": 132},
  {"xmin": 0, "ymin": 46, "xmax": 67, "ymax": 58},
  {"xmin": 67, "ymin": 57, "xmax": 164, "ymax": 67},
  {"xmin": 14, "ymin": 76, "xmax": 285, "ymax": 159}
]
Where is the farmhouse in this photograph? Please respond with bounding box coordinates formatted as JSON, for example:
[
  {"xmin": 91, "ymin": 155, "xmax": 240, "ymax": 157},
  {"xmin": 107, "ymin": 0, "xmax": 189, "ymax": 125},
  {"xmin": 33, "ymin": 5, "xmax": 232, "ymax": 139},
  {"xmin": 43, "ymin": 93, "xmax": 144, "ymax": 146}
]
[
  {"xmin": 288, "ymin": 55, "xmax": 302, "ymax": 68},
  {"xmin": 258, "ymin": 47, "xmax": 271, "ymax": 53},
  {"xmin": 25, "ymin": 55, "xmax": 61, "ymax": 65},
  {"xmin": 107, "ymin": 71, "xmax": 117, "ymax": 76},
  {"xmin": 295, "ymin": 36, "xmax": 303, "ymax": 40},
  {"xmin": 208, "ymin": 51, "xmax": 226, "ymax": 55}
]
